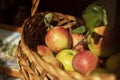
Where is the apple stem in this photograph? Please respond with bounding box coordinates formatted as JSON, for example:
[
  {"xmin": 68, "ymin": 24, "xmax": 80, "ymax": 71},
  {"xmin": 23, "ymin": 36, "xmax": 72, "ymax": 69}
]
[{"xmin": 72, "ymin": 31, "xmax": 90, "ymax": 50}]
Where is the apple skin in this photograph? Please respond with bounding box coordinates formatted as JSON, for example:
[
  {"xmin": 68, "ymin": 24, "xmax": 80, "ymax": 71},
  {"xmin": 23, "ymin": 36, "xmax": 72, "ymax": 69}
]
[
  {"xmin": 72, "ymin": 50, "xmax": 99, "ymax": 75},
  {"xmin": 56, "ymin": 49, "xmax": 77, "ymax": 71},
  {"xmin": 105, "ymin": 53, "xmax": 120, "ymax": 73},
  {"xmin": 88, "ymin": 26, "xmax": 118, "ymax": 57},
  {"xmin": 71, "ymin": 33, "xmax": 87, "ymax": 51},
  {"xmin": 37, "ymin": 45, "xmax": 54, "ymax": 56},
  {"xmin": 90, "ymin": 68, "xmax": 108, "ymax": 75},
  {"xmin": 45, "ymin": 27, "xmax": 72, "ymax": 53},
  {"xmin": 36, "ymin": 45, "xmax": 62, "ymax": 68}
]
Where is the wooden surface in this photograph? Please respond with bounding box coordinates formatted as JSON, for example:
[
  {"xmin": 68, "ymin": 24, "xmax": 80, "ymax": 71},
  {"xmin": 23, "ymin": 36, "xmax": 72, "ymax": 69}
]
[
  {"xmin": 0, "ymin": 23, "xmax": 21, "ymax": 33},
  {"xmin": 0, "ymin": 66, "xmax": 19, "ymax": 78}
]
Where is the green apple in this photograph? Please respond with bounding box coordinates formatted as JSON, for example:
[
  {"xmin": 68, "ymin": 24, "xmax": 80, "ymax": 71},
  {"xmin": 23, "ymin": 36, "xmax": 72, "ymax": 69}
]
[
  {"xmin": 45, "ymin": 27, "xmax": 72, "ymax": 53},
  {"xmin": 105, "ymin": 53, "xmax": 120, "ymax": 73},
  {"xmin": 56, "ymin": 49, "xmax": 77, "ymax": 71},
  {"xmin": 88, "ymin": 26, "xmax": 118, "ymax": 57},
  {"xmin": 90, "ymin": 68, "xmax": 108, "ymax": 75}
]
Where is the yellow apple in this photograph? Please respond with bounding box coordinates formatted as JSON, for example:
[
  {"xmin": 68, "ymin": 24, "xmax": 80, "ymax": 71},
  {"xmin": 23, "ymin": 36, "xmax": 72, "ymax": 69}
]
[
  {"xmin": 88, "ymin": 26, "xmax": 118, "ymax": 57},
  {"xmin": 56, "ymin": 49, "xmax": 77, "ymax": 71}
]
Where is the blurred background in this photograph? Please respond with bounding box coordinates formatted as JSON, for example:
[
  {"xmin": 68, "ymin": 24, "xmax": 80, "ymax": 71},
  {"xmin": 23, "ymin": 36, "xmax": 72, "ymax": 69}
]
[
  {"xmin": 0, "ymin": 0, "xmax": 95, "ymax": 26},
  {"xmin": 0, "ymin": 0, "xmax": 120, "ymax": 80},
  {"xmin": 0, "ymin": 0, "xmax": 31, "ymax": 26}
]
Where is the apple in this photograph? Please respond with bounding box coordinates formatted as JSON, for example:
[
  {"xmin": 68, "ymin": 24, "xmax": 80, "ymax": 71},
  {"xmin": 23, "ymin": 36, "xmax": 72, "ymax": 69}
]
[
  {"xmin": 72, "ymin": 50, "xmax": 99, "ymax": 75},
  {"xmin": 45, "ymin": 27, "xmax": 72, "ymax": 53},
  {"xmin": 88, "ymin": 26, "xmax": 118, "ymax": 57},
  {"xmin": 105, "ymin": 53, "xmax": 120, "ymax": 73},
  {"xmin": 71, "ymin": 33, "xmax": 87, "ymax": 51},
  {"xmin": 90, "ymin": 68, "xmax": 108, "ymax": 75},
  {"xmin": 56, "ymin": 49, "xmax": 77, "ymax": 71},
  {"xmin": 36, "ymin": 45, "xmax": 62, "ymax": 68},
  {"xmin": 36, "ymin": 45, "xmax": 54, "ymax": 56}
]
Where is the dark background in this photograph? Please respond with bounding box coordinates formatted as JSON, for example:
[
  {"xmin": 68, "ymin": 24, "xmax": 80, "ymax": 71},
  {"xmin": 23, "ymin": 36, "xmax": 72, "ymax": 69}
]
[
  {"xmin": 0, "ymin": 0, "xmax": 96, "ymax": 26},
  {"xmin": 0, "ymin": 0, "xmax": 120, "ymax": 30}
]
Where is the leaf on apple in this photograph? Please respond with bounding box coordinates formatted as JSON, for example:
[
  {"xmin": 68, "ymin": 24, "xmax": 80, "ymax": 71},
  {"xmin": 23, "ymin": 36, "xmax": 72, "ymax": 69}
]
[{"xmin": 72, "ymin": 26, "xmax": 86, "ymax": 34}]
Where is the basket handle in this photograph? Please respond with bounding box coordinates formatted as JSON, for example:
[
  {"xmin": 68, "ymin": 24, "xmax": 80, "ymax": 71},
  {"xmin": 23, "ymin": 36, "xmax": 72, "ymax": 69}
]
[{"xmin": 31, "ymin": 0, "xmax": 40, "ymax": 16}]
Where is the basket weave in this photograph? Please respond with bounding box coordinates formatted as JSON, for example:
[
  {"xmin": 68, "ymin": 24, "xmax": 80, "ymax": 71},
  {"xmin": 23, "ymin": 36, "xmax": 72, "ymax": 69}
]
[
  {"xmin": 17, "ymin": 0, "xmax": 117, "ymax": 80},
  {"xmin": 17, "ymin": 11, "xmax": 117, "ymax": 80},
  {"xmin": 17, "ymin": 11, "xmax": 82, "ymax": 80}
]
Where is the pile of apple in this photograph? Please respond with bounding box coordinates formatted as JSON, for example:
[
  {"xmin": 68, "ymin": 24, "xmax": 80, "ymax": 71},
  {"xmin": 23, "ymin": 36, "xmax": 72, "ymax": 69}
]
[{"xmin": 34, "ymin": 22, "xmax": 120, "ymax": 76}]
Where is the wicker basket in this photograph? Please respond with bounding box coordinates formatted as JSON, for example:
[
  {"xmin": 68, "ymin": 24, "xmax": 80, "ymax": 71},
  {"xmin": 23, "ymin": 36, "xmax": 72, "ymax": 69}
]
[{"xmin": 17, "ymin": 0, "xmax": 117, "ymax": 80}]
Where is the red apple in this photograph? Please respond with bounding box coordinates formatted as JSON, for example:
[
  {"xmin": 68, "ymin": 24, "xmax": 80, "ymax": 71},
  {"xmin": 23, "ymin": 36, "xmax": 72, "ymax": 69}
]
[
  {"xmin": 36, "ymin": 45, "xmax": 62, "ymax": 68},
  {"xmin": 72, "ymin": 50, "xmax": 99, "ymax": 75},
  {"xmin": 45, "ymin": 27, "xmax": 72, "ymax": 53},
  {"xmin": 71, "ymin": 33, "xmax": 87, "ymax": 51}
]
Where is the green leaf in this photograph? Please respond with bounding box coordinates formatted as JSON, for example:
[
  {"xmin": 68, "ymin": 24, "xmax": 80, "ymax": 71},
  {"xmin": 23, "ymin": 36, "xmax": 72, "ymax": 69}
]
[
  {"xmin": 83, "ymin": 4, "xmax": 105, "ymax": 32},
  {"xmin": 72, "ymin": 26, "xmax": 86, "ymax": 34},
  {"xmin": 44, "ymin": 13, "xmax": 54, "ymax": 27},
  {"xmin": 83, "ymin": 12, "xmax": 102, "ymax": 31}
]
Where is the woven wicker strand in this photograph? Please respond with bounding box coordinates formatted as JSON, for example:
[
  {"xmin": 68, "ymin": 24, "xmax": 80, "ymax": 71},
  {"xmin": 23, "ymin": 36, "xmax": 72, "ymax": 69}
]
[
  {"xmin": 17, "ymin": 11, "xmax": 116, "ymax": 80},
  {"xmin": 17, "ymin": 0, "xmax": 117, "ymax": 80},
  {"xmin": 31, "ymin": 0, "xmax": 40, "ymax": 16},
  {"xmin": 17, "ymin": 11, "xmax": 84, "ymax": 80}
]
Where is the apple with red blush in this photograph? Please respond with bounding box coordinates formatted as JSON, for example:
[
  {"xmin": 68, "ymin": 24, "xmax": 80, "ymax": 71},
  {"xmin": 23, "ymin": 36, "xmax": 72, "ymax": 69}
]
[
  {"xmin": 45, "ymin": 26, "xmax": 72, "ymax": 53},
  {"xmin": 71, "ymin": 33, "xmax": 87, "ymax": 51},
  {"xmin": 36, "ymin": 45, "xmax": 54, "ymax": 56},
  {"xmin": 36, "ymin": 45, "xmax": 62, "ymax": 68},
  {"xmin": 72, "ymin": 50, "xmax": 99, "ymax": 75}
]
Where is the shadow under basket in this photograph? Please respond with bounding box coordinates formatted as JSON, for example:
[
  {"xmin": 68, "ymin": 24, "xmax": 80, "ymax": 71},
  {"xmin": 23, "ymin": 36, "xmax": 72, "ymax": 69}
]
[{"xmin": 17, "ymin": 12, "xmax": 116, "ymax": 80}]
